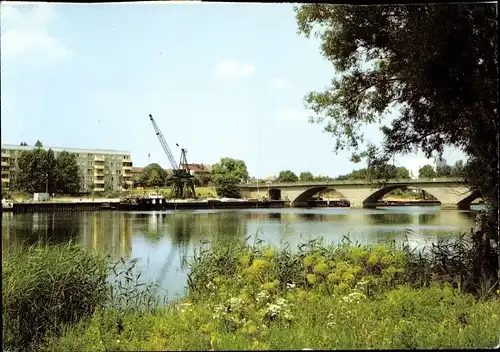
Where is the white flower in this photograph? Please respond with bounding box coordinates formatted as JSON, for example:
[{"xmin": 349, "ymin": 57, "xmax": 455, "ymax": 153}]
[
  {"xmin": 266, "ymin": 303, "xmax": 281, "ymax": 317},
  {"xmin": 213, "ymin": 303, "xmax": 226, "ymax": 320},
  {"xmin": 206, "ymin": 281, "xmax": 216, "ymax": 290},
  {"xmin": 256, "ymin": 290, "xmax": 270, "ymax": 303},
  {"xmin": 286, "ymin": 282, "xmax": 296, "ymax": 289},
  {"xmin": 228, "ymin": 297, "xmax": 245, "ymax": 311},
  {"xmin": 341, "ymin": 291, "xmax": 366, "ymax": 304}
]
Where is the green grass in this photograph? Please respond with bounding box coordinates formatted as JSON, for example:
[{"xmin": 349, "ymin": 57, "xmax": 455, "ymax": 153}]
[
  {"xmin": 2, "ymin": 243, "xmax": 110, "ymax": 351},
  {"xmin": 38, "ymin": 238, "xmax": 500, "ymax": 350}
]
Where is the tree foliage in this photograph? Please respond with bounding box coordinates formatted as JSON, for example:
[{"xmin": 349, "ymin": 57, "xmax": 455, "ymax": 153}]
[
  {"xmin": 211, "ymin": 158, "xmax": 248, "ymax": 198},
  {"xmin": 16, "ymin": 149, "xmax": 81, "ymax": 194},
  {"xmin": 418, "ymin": 165, "xmax": 436, "ymax": 179},
  {"xmin": 278, "ymin": 170, "xmax": 299, "ymax": 183},
  {"xmin": 211, "ymin": 158, "xmax": 249, "ymax": 184},
  {"xmin": 194, "ymin": 173, "xmax": 212, "ymax": 187},
  {"xmin": 54, "ymin": 152, "xmax": 81, "ymax": 194},
  {"xmin": 299, "ymin": 171, "xmax": 314, "ymax": 182},
  {"xmin": 296, "ymin": 3, "xmax": 498, "ymax": 287},
  {"xmin": 337, "ymin": 164, "xmax": 411, "ymax": 181},
  {"xmin": 214, "ymin": 177, "xmax": 241, "ymax": 199},
  {"xmin": 133, "ymin": 163, "xmax": 168, "ymax": 188}
]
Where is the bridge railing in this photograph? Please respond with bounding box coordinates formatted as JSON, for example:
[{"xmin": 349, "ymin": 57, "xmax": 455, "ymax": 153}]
[{"xmin": 239, "ymin": 177, "xmax": 463, "ymax": 188}]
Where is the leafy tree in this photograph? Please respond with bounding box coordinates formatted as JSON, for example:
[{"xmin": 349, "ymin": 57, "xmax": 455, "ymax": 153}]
[
  {"xmin": 299, "ymin": 171, "xmax": 314, "ymax": 182},
  {"xmin": 194, "ymin": 173, "xmax": 212, "ymax": 187},
  {"xmin": 55, "ymin": 151, "xmax": 81, "ymax": 194},
  {"xmin": 436, "ymin": 164, "xmax": 453, "ymax": 178},
  {"xmin": 211, "ymin": 158, "xmax": 249, "ymax": 184},
  {"xmin": 134, "ymin": 163, "xmax": 168, "ymax": 188},
  {"xmin": 147, "ymin": 169, "xmax": 163, "ymax": 187},
  {"xmin": 214, "ymin": 176, "xmax": 241, "ymax": 199},
  {"xmin": 395, "ymin": 166, "xmax": 411, "ymax": 179},
  {"xmin": 17, "ymin": 149, "xmax": 48, "ymax": 193},
  {"xmin": 278, "ymin": 170, "xmax": 299, "ymax": 183},
  {"xmin": 418, "ymin": 165, "xmax": 437, "ymax": 179},
  {"xmin": 368, "ymin": 163, "xmax": 397, "ymax": 180},
  {"xmin": 451, "ymin": 160, "xmax": 465, "ymax": 178},
  {"xmin": 313, "ymin": 175, "xmax": 332, "ymax": 182},
  {"xmin": 35, "ymin": 141, "xmax": 43, "ymax": 148}
]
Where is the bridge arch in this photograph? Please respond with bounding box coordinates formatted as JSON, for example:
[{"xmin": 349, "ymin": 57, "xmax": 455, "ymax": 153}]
[
  {"xmin": 362, "ymin": 185, "xmax": 440, "ymax": 207},
  {"xmin": 287, "ymin": 183, "xmax": 480, "ymax": 209},
  {"xmin": 268, "ymin": 188, "xmax": 282, "ymax": 201},
  {"xmin": 292, "ymin": 186, "xmax": 331, "ymax": 203}
]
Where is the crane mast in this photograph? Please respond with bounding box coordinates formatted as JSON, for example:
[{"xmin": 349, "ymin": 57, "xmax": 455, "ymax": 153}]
[
  {"xmin": 148, "ymin": 114, "xmax": 196, "ymax": 199},
  {"xmin": 148, "ymin": 114, "xmax": 178, "ymax": 171}
]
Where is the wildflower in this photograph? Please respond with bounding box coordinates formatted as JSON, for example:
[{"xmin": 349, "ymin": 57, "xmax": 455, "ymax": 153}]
[
  {"xmin": 275, "ymin": 297, "xmax": 291, "ymax": 307},
  {"xmin": 341, "ymin": 291, "xmax": 366, "ymax": 304},
  {"xmin": 256, "ymin": 290, "xmax": 270, "ymax": 303},
  {"xmin": 213, "ymin": 304, "xmax": 226, "ymax": 320},
  {"xmin": 229, "ymin": 297, "xmax": 245, "ymax": 311},
  {"xmin": 265, "ymin": 298, "xmax": 293, "ymax": 321},
  {"xmin": 206, "ymin": 281, "xmax": 216, "ymax": 290},
  {"xmin": 286, "ymin": 282, "xmax": 296, "ymax": 289},
  {"xmin": 266, "ymin": 303, "xmax": 281, "ymax": 318}
]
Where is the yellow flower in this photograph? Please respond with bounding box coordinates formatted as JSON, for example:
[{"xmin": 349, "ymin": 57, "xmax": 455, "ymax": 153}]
[
  {"xmin": 262, "ymin": 248, "xmax": 275, "ymax": 259},
  {"xmin": 367, "ymin": 253, "xmax": 379, "ymax": 265},
  {"xmin": 313, "ymin": 262, "xmax": 329, "ymax": 274},
  {"xmin": 306, "ymin": 273, "xmax": 317, "ymax": 285},
  {"xmin": 239, "ymin": 254, "xmax": 251, "ymax": 266},
  {"xmin": 304, "ymin": 255, "xmax": 315, "ymax": 267}
]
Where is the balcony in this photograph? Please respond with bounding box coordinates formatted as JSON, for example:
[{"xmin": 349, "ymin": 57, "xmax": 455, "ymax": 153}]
[
  {"xmin": 1, "ymin": 177, "xmax": 9, "ymax": 183},
  {"xmin": 1, "ymin": 161, "xmax": 9, "ymax": 167},
  {"xmin": 122, "ymin": 171, "xmax": 132, "ymax": 178},
  {"xmin": 94, "ymin": 156, "xmax": 105, "ymax": 162},
  {"xmin": 122, "ymin": 164, "xmax": 132, "ymax": 170},
  {"xmin": 93, "ymin": 187, "xmax": 105, "ymax": 192},
  {"xmin": 94, "ymin": 163, "xmax": 105, "ymax": 170},
  {"xmin": 1, "ymin": 152, "xmax": 9, "ymax": 158},
  {"xmin": 125, "ymin": 180, "xmax": 133, "ymax": 185},
  {"xmin": 93, "ymin": 170, "xmax": 104, "ymax": 177},
  {"xmin": 94, "ymin": 179, "xmax": 105, "ymax": 184}
]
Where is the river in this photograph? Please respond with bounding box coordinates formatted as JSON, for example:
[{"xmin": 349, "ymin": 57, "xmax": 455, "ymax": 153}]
[{"xmin": 2, "ymin": 206, "xmax": 482, "ymax": 300}]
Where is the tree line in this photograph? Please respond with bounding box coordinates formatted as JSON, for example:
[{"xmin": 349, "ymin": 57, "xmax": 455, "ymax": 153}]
[{"xmin": 10, "ymin": 141, "xmax": 81, "ymax": 194}]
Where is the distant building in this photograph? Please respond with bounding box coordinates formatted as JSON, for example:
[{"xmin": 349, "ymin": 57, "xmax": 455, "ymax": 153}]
[
  {"xmin": 131, "ymin": 163, "xmax": 211, "ymax": 179},
  {"xmin": 1, "ymin": 144, "xmax": 133, "ymax": 193},
  {"xmin": 180, "ymin": 163, "xmax": 212, "ymax": 176}
]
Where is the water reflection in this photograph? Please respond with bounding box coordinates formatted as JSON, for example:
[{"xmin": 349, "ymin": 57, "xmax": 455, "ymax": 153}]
[{"xmin": 2, "ymin": 206, "xmax": 478, "ymax": 299}]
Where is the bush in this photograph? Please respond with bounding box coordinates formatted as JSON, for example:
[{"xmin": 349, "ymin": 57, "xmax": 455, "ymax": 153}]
[
  {"xmin": 42, "ymin": 239, "xmax": 500, "ymax": 351},
  {"xmin": 2, "ymin": 243, "xmax": 109, "ymax": 351}
]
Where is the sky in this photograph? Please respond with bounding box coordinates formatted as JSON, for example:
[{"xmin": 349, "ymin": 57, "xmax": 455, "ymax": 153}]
[{"xmin": 0, "ymin": 2, "xmax": 466, "ymax": 179}]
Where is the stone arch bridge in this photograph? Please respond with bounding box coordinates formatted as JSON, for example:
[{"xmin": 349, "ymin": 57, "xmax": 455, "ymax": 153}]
[{"xmin": 239, "ymin": 178, "xmax": 480, "ymax": 209}]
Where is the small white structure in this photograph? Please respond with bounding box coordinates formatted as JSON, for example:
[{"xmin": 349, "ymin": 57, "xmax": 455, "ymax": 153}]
[
  {"xmin": 2, "ymin": 198, "xmax": 13, "ymax": 209},
  {"xmin": 146, "ymin": 192, "xmax": 164, "ymax": 205},
  {"xmin": 33, "ymin": 193, "xmax": 50, "ymax": 202}
]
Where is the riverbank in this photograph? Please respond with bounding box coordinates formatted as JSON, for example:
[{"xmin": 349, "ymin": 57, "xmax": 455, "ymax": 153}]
[{"xmin": 3, "ymin": 239, "xmax": 499, "ymax": 351}]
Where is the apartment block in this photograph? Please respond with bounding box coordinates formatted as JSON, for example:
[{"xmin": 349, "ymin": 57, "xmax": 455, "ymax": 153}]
[{"xmin": 1, "ymin": 144, "xmax": 133, "ymax": 193}]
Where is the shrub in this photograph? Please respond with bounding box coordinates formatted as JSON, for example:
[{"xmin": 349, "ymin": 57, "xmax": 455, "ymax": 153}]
[{"xmin": 2, "ymin": 243, "xmax": 109, "ymax": 351}]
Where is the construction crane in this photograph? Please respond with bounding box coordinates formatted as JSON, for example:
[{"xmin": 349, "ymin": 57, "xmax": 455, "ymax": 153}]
[{"xmin": 148, "ymin": 114, "xmax": 196, "ymax": 199}]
